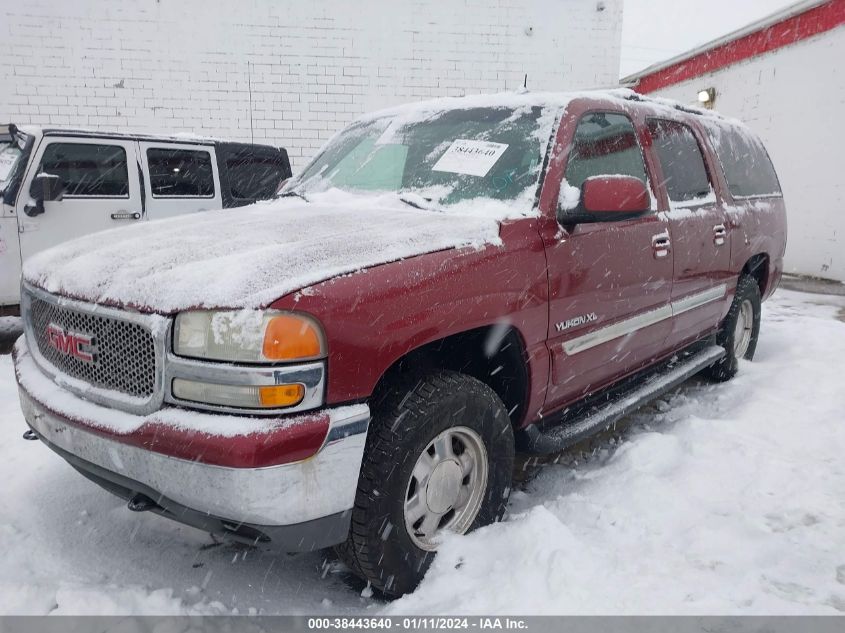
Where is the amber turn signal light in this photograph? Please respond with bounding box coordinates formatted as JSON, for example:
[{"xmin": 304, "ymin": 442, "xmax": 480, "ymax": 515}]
[{"xmin": 259, "ymin": 383, "xmax": 306, "ymax": 408}]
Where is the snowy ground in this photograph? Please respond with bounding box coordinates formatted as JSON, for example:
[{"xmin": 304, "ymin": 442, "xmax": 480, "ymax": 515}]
[{"xmin": 1, "ymin": 289, "xmax": 844, "ymax": 615}]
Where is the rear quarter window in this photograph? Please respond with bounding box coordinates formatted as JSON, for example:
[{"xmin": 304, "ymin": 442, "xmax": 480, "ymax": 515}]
[
  {"xmin": 225, "ymin": 151, "xmax": 286, "ymax": 200},
  {"xmin": 706, "ymin": 124, "xmax": 781, "ymax": 198}
]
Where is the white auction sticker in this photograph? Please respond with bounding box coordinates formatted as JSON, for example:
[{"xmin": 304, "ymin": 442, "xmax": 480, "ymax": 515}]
[{"xmin": 431, "ymin": 139, "xmax": 508, "ymax": 177}]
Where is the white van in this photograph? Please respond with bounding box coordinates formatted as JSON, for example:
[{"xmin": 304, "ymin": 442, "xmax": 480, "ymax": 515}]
[{"xmin": 0, "ymin": 124, "xmax": 292, "ymax": 314}]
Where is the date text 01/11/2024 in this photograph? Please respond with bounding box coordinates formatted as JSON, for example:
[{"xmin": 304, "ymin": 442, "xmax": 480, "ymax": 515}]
[{"xmin": 306, "ymin": 617, "xmax": 528, "ymax": 630}]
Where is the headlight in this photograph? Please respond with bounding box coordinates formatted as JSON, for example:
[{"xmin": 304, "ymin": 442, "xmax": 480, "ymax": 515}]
[{"xmin": 173, "ymin": 310, "xmax": 326, "ymax": 363}]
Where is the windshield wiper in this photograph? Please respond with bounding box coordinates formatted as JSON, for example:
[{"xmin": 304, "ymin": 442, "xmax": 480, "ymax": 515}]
[
  {"xmin": 398, "ymin": 193, "xmax": 441, "ymax": 212},
  {"xmin": 398, "ymin": 194, "xmax": 424, "ymax": 209},
  {"xmin": 278, "ymin": 189, "xmax": 309, "ymax": 202}
]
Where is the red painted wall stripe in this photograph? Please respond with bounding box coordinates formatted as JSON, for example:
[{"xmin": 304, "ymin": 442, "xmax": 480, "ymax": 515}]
[{"xmin": 633, "ymin": 0, "xmax": 845, "ymax": 93}]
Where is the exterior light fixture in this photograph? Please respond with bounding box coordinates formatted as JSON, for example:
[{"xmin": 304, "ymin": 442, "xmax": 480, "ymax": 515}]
[{"xmin": 698, "ymin": 87, "xmax": 716, "ymax": 108}]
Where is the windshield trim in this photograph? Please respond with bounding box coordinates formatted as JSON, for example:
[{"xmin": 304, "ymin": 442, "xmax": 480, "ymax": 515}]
[{"xmin": 1, "ymin": 130, "xmax": 34, "ymax": 206}]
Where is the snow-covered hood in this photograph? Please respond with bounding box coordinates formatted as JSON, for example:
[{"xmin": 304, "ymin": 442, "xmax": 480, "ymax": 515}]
[{"xmin": 23, "ymin": 193, "xmax": 502, "ymax": 312}]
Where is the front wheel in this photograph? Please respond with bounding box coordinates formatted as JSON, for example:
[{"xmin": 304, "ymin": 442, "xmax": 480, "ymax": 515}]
[
  {"xmin": 337, "ymin": 370, "xmax": 514, "ymax": 598},
  {"xmin": 702, "ymin": 274, "xmax": 761, "ymax": 382}
]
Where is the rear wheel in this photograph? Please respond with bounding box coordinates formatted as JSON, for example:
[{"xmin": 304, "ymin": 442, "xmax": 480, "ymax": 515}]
[
  {"xmin": 703, "ymin": 274, "xmax": 761, "ymax": 381},
  {"xmin": 337, "ymin": 370, "xmax": 514, "ymax": 598}
]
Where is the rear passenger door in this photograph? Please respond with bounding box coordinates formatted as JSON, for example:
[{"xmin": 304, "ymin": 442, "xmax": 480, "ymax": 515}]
[
  {"xmin": 646, "ymin": 119, "xmax": 732, "ymax": 349},
  {"xmin": 139, "ymin": 142, "xmax": 222, "ymax": 219},
  {"xmin": 16, "ymin": 137, "xmax": 143, "ymax": 263}
]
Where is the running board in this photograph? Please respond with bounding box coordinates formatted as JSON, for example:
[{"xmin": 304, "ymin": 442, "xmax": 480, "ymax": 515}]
[{"xmin": 518, "ymin": 345, "xmax": 726, "ymax": 455}]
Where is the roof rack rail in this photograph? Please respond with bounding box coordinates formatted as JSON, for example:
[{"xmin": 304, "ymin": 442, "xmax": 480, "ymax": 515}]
[
  {"xmin": 672, "ymin": 103, "xmax": 707, "ymax": 116},
  {"xmin": 624, "ymin": 91, "xmax": 711, "ymax": 118}
]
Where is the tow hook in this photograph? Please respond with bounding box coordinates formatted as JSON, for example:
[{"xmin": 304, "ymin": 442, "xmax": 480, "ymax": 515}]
[
  {"xmin": 22, "ymin": 429, "xmax": 38, "ymax": 441},
  {"xmin": 127, "ymin": 493, "xmax": 159, "ymax": 513}
]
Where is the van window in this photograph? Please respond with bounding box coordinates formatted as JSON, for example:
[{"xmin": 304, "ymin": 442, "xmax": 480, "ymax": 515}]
[
  {"xmin": 565, "ymin": 112, "xmax": 648, "ymax": 189},
  {"xmin": 647, "ymin": 119, "xmax": 712, "ymax": 202},
  {"xmin": 706, "ymin": 125, "xmax": 781, "ymax": 198},
  {"xmin": 38, "ymin": 143, "xmax": 128, "ymax": 197},
  {"xmin": 225, "ymin": 152, "xmax": 285, "ymax": 200},
  {"xmin": 147, "ymin": 148, "xmax": 214, "ymax": 197}
]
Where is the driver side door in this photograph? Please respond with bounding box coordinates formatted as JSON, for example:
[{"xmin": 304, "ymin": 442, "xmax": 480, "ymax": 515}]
[
  {"xmin": 16, "ymin": 137, "xmax": 143, "ymax": 263},
  {"xmin": 543, "ymin": 109, "xmax": 674, "ymax": 411}
]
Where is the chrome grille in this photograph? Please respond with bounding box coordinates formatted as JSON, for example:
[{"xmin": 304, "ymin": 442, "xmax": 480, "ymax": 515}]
[{"xmin": 28, "ymin": 294, "xmax": 156, "ymax": 398}]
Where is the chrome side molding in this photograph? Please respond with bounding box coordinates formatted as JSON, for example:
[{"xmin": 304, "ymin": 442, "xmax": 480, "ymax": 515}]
[{"xmin": 563, "ymin": 284, "xmax": 727, "ymax": 355}]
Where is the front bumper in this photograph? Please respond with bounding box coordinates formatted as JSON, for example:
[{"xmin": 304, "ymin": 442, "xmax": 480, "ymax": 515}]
[{"xmin": 14, "ymin": 339, "xmax": 370, "ymax": 552}]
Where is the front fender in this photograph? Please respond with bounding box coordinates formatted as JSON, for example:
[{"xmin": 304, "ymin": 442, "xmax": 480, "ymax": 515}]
[{"xmin": 270, "ymin": 219, "xmax": 549, "ymax": 413}]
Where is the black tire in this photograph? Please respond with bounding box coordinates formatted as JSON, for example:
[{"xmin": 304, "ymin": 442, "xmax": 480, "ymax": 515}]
[
  {"xmin": 702, "ymin": 274, "xmax": 761, "ymax": 382},
  {"xmin": 336, "ymin": 370, "xmax": 514, "ymax": 598}
]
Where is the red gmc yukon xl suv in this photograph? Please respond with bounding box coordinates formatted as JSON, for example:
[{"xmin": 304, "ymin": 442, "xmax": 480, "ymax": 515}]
[{"xmin": 14, "ymin": 90, "xmax": 786, "ymax": 597}]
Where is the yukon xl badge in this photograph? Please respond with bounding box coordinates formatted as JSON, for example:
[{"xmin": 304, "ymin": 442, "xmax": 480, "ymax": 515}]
[
  {"xmin": 556, "ymin": 313, "xmax": 598, "ymax": 332},
  {"xmin": 46, "ymin": 323, "xmax": 96, "ymax": 364}
]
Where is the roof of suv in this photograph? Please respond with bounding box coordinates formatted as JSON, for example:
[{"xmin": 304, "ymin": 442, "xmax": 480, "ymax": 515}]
[
  {"xmin": 358, "ymin": 88, "xmax": 731, "ymax": 125},
  {"xmin": 5, "ymin": 124, "xmax": 283, "ymax": 151}
]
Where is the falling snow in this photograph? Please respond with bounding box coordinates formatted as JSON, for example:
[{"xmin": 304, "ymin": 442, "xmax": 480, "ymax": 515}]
[{"xmin": 1, "ymin": 289, "xmax": 844, "ymax": 614}]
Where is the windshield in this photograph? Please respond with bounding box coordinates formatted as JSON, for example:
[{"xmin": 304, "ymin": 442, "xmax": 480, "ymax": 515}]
[
  {"xmin": 288, "ymin": 105, "xmax": 558, "ymax": 216},
  {"xmin": 0, "ymin": 142, "xmax": 23, "ymax": 191},
  {"xmin": 0, "ymin": 130, "xmax": 33, "ymax": 204}
]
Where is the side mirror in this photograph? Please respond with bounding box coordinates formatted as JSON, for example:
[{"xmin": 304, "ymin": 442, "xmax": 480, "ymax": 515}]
[
  {"xmin": 559, "ymin": 175, "xmax": 650, "ymax": 224},
  {"xmin": 25, "ymin": 173, "xmax": 65, "ymax": 216}
]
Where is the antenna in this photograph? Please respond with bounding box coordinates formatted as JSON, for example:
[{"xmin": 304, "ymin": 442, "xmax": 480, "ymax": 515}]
[{"xmin": 247, "ymin": 61, "xmax": 255, "ymax": 144}]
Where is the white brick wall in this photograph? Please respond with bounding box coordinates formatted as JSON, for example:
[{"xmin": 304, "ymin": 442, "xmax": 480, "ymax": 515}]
[
  {"xmin": 0, "ymin": 0, "xmax": 622, "ymax": 169},
  {"xmin": 640, "ymin": 27, "xmax": 845, "ymax": 281}
]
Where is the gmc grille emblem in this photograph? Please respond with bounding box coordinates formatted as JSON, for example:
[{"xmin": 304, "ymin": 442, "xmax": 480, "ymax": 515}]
[{"xmin": 46, "ymin": 323, "xmax": 95, "ymax": 364}]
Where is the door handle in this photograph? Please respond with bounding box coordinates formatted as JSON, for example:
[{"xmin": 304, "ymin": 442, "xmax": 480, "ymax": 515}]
[
  {"xmin": 652, "ymin": 232, "xmax": 671, "ymax": 259},
  {"xmin": 111, "ymin": 212, "xmax": 141, "ymax": 220},
  {"xmin": 713, "ymin": 224, "xmax": 727, "ymax": 246}
]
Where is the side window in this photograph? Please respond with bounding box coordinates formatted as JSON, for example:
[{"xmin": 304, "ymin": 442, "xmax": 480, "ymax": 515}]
[
  {"xmin": 37, "ymin": 143, "xmax": 128, "ymax": 197},
  {"xmin": 565, "ymin": 112, "xmax": 648, "ymax": 189},
  {"xmin": 706, "ymin": 125, "xmax": 781, "ymax": 198},
  {"xmin": 147, "ymin": 148, "xmax": 214, "ymax": 197},
  {"xmin": 226, "ymin": 152, "xmax": 286, "ymax": 200},
  {"xmin": 647, "ymin": 119, "xmax": 712, "ymax": 203}
]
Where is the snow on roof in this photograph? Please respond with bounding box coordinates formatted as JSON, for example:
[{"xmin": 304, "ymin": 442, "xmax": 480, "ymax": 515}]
[
  {"xmin": 10, "ymin": 124, "xmax": 241, "ymax": 146},
  {"xmin": 354, "ymin": 88, "xmax": 731, "ymax": 125}
]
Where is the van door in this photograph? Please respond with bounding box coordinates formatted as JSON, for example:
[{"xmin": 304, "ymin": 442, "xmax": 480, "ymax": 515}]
[
  {"xmin": 0, "ymin": 215, "xmax": 20, "ymax": 307},
  {"xmin": 138, "ymin": 142, "xmax": 222, "ymax": 219},
  {"xmin": 0, "ymin": 200, "xmax": 21, "ymax": 306},
  {"xmin": 1, "ymin": 136, "xmax": 26, "ymax": 306},
  {"xmin": 645, "ymin": 119, "xmax": 732, "ymax": 349},
  {"xmin": 16, "ymin": 137, "xmax": 143, "ymax": 265},
  {"xmin": 544, "ymin": 110, "xmax": 674, "ymax": 410}
]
